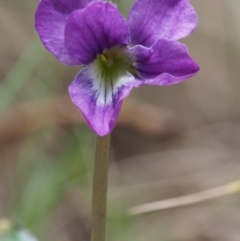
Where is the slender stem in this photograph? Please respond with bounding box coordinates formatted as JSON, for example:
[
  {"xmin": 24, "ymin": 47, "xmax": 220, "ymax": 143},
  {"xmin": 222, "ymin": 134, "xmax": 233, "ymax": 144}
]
[{"xmin": 91, "ymin": 134, "xmax": 111, "ymax": 241}]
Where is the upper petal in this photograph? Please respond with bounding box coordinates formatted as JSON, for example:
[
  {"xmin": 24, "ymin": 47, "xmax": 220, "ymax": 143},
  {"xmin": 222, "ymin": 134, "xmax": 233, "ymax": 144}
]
[
  {"xmin": 35, "ymin": 0, "xmax": 101, "ymax": 65},
  {"xmin": 130, "ymin": 39, "xmax": 199, "ymax": 85},
  {"xmin": 128, "ymin": 0, "xmax": 198, "ymax": 47},
  {"xmin": 69, "ymin": 65, "xmax": 136, "ymax": 136},
  {"xmin": 64, "ymin": 2, "xmax": 129, "ymax": 65}
]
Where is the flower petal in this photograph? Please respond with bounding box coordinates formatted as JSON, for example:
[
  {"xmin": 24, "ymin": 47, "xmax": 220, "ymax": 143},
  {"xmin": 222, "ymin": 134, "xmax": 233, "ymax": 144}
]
[
  {"xmin": 35, "ymin": 0, "xmax": 100, "ymax": 65},
  {"xmin": 65, "ymin": 2, "xmax": 129, "ymax": 65},
  {"xmin": 69, "ymin": 66, "xmax": 136, "ymax": 136},
  {"xmin": 130, "ymin": 39, "xmax": 199, "ymax": 85},
  {"xmin": 128, "ymin": 0, "xmax": 198, "ymax": 47}
]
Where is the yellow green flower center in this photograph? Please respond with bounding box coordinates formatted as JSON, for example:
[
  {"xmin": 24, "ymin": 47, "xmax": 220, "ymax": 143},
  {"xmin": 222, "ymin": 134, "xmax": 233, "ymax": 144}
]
[{"xmin": 95, "ymin": 46, "xmax": 135, "ymax": 83}]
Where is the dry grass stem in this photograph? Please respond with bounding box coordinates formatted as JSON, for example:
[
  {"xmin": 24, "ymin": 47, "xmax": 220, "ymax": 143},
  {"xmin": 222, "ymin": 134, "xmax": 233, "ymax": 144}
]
[{"xmin": 129, "ymin": 181, "xmax": 240, "ymax": 215}]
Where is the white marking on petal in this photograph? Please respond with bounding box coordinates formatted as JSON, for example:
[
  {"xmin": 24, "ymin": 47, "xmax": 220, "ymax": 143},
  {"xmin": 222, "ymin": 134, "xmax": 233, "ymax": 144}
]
[{"xmin": 88, "ymin": 61, "xmax": 133, "ymax": 106}]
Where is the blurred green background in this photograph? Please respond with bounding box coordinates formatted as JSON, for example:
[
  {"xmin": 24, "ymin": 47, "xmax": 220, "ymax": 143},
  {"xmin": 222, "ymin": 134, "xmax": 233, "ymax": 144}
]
[{"xmin": 1, "ymin": 0, "xmax": 240, "ymax": 241}]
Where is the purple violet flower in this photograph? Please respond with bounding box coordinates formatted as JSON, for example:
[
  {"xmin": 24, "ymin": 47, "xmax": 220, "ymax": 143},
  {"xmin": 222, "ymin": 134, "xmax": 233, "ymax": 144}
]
[{"xmin": 35, "ymin": 0, "xmax": 199, "ymax": 136}]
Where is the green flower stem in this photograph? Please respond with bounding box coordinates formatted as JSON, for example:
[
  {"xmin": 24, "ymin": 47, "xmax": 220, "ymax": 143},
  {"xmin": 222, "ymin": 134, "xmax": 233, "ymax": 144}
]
[{"xmin": 91, "ymin": 134, "xmax": 111, "ymax": 241}]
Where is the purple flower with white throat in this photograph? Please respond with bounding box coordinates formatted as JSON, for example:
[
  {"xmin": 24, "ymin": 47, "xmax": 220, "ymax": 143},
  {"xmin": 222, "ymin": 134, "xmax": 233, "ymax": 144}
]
[{"xmin": 35, "ymin": 0, "xmax": 199, "ymax": 136}]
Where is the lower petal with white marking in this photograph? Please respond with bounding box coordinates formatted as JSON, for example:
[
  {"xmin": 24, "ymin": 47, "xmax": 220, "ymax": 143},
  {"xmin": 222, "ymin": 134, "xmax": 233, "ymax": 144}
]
[{"xmin": 68, "ymin": 65, "xmax": 136, "ymax": 136}]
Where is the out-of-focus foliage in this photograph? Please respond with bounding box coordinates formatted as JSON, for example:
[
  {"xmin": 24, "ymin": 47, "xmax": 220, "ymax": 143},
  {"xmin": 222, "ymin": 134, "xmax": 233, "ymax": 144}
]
[
  {"xmin": 0, "ymin": 219, "xmax": 37, "ymax": 241},
  {"xmin": 13, "ymin": 127, "xmax": 94, "ymax": 235}
]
